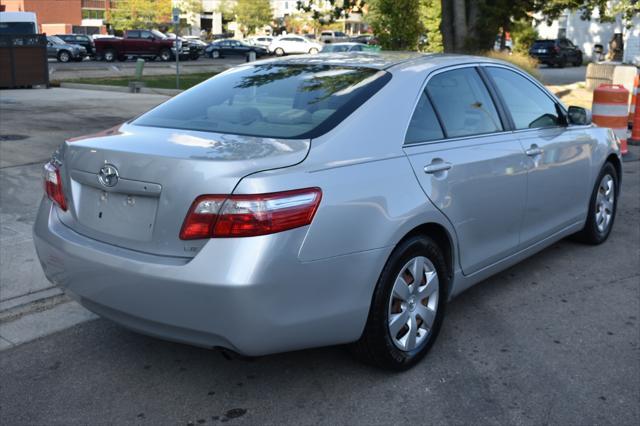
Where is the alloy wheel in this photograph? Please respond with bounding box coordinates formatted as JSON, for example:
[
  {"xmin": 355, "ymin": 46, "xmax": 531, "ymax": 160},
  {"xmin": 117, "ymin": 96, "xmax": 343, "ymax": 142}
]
[
  {"xmin": 388, "ymin": 256, "xmax": 439, "ymax": 351},
  {"xmin": 595, "ymin": 174, "xmax": 615, "ymax": 233}
]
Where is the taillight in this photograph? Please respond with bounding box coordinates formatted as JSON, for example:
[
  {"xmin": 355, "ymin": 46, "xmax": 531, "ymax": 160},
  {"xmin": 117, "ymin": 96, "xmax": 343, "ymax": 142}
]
[
  {"xmin": 43, "ymin": 162, "xmax": 67, "ymax": 211},
  {"xmin": 554, "ymin": 45, "xmax": 560, "ymax": 53},
  {"xmin": 180, "ymin": 188, "xmax": 322, "ymax": 240}
]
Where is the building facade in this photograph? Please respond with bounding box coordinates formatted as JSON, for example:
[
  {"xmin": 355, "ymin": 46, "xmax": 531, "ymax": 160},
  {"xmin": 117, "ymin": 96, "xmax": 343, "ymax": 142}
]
[{"xmin": 0, "ymin": 0, "xmax": 112, "ymax": 34}]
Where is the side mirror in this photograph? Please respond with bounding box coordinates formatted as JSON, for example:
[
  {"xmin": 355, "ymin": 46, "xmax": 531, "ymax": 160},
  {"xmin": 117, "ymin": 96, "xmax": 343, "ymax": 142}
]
[{"xmin": 567, "ymin": 106, "xmax": 592, "ymax": 125}]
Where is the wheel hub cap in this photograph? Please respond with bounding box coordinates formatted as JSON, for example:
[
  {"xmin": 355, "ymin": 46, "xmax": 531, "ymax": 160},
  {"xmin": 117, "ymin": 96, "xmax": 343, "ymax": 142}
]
[
  {"xmin": 388, "ymin": 256, "xmax": 439, "ymax": 352},
  {"xmin": 595, "ymin": 174, "xmax": 614, "ymax": 233}
]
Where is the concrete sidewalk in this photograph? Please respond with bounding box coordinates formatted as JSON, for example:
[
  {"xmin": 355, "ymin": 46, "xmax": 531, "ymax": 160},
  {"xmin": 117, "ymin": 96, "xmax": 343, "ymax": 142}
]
[{"xmin": 0, "ymin": 88, "xmax": 170, "ymax": 349}]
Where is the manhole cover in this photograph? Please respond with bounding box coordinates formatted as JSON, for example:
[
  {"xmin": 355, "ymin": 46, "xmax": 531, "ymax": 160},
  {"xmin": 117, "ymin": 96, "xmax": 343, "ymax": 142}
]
[{"xmin": 0, "ymin": 134, "xmax": 28, "ymax": 141}]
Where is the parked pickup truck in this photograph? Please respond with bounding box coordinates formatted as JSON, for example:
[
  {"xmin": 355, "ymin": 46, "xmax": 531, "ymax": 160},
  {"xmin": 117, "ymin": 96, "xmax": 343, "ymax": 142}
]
[{"xmin": 95, "ymin": 29, "xmax": 197, "ymax": 62}]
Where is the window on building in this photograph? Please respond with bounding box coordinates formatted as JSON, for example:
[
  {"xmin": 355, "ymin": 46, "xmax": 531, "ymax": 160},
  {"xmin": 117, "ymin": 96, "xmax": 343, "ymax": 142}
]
[{"xmin": 82, "ymin": 9, "xmax": 105, "ymax": 20}]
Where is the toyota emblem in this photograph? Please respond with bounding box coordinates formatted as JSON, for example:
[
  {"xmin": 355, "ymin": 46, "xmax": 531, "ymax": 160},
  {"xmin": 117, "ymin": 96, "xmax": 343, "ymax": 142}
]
[{"xmin": 98, "ymin": 164, "xmax": 119, "ymax": 188}]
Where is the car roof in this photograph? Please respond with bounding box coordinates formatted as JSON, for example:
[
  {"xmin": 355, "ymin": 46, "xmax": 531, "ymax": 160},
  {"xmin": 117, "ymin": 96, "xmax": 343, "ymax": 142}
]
[{"xmin": 260, "ymin": 52, "xmax": 510, "ymax": 72}]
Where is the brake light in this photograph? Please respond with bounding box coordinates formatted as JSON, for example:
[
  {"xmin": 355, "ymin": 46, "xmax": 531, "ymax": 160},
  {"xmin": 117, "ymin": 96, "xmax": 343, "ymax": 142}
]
[
  {"xmin": 180, "ymin": 188, "xmax": 322, "ymax": 240},
  {"xmin": 43, "ymin": 162, "xmax": 67, "ymax": 211},
  {"xmin": 554, "ymin": 45, "xmax": 560, "ymax": 53}
]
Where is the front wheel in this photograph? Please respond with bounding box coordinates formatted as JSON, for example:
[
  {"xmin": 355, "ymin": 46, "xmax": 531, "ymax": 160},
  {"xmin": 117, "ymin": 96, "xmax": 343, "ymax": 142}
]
[
  {"xmin": 308, "ymin": 47, "xmax": 319, "ymax": 54},
  {"xmin": 350, "ymin": 235, "xmax": 447, "ymax": 370},
  {"xmin": 573, "ymin": 162, "xmax": 619, "ymax": 244},
  {"xmin": 274, "ymin": 47, "xmax": 285, "ymax": 56},
  {"xmin": 210, "ymin": 50, "xmax": 220, "ymax": 59},
  {"xmin": 57, "ymin": 50, "xmax": 71, "ymax": 63}
]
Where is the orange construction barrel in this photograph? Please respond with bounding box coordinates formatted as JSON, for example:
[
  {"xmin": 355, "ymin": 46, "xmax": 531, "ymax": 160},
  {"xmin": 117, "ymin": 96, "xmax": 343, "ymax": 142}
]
[{"xmin": 592, "ymin": 84, "xmax": 629, "ymax": 155}]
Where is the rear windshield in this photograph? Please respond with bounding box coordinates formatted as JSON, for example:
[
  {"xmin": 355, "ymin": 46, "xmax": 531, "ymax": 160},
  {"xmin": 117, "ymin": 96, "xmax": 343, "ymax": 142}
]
[
  {"xmin": 532, "ymin": 40, "xmax": 555, "ymax": 48},
  {"xmin": 133, "ymin": 64, "xmax": 390, "ymax": 139}
]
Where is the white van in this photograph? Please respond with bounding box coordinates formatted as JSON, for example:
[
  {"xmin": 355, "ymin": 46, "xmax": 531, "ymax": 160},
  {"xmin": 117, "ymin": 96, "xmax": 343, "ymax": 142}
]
[{"xmin": 0, "ymin": 11, "xmax": 38, "ymax": 35}]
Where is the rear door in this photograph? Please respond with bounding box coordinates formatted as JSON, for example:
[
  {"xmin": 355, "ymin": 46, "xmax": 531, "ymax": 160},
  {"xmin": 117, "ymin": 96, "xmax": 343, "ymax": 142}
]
[
  {"xmin": 404, "ymin": 66, "xmax": 529, "ymax": 275},
  {"xmin": 483, "ymin": 66, "xmax": 593, "ymax": 246}
]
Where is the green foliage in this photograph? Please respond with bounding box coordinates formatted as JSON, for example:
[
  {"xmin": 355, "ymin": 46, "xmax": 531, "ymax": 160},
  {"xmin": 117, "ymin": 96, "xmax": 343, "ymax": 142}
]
[
  {"xmin": 485, "ymin": 50, "xmax": 541, "ymax": 81},
  {"xmin": 296, "ymin": 1, "xmax": 366, "ymax": 24},
  {"xmin": 420, "ymin": 0, "xmax": 443, "ymax": 52},
  {"xmin": 107, "ymin": 0, "xmax": 172, "ymax": 31},
  {"xmin": 368, "ymin": 0, "xmax": 423, "ymax": 50},
  {"xmin": 511, "ymin": 19, "xmax": 539, "ymax": 54},
  {"xmin": 537, "ymin": 0, "xmax": 639, "ymax": 28},
  {"xmin": 234, "ymin": 0, "xmax": 274, "ymax": 35}
]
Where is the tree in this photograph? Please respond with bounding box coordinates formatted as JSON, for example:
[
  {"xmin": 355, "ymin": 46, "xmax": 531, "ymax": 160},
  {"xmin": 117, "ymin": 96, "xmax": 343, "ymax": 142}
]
[
  {"xmin": 215, "ymin": 0, "xmax": 236, "ymax": 33},
  {"xmin": 174, "ymin": 0, "xmax": 202, "ymax": 34},
  {"xmin": 368, "ymin": 0, "xmax": 423, "ymax": 50},
  {"xmin": 107, "ymin": 0, "xmax": 172, "ymax": 32},
  {"xmin": 296, "ymin": 0, "xmax": 366, "ymax": 24},
  {"xmin": 234, "ymin": 0, "xmax": 273, "ymax": 35},
  {"xmin": 420, "ymin": 0, "xmax": 443, "ymax": 52}
]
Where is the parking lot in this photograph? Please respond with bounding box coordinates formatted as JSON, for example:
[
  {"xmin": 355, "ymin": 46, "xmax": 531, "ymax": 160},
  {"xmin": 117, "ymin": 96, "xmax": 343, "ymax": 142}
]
[{"xmin": 1, "ymin": 82, "xmax": 639, "ymax": 424}]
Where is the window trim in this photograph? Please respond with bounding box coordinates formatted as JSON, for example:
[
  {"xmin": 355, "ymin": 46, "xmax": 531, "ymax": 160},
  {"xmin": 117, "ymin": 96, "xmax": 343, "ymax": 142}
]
[
  {"xmin": 403, "ymin": 63, "xmax": 510, "ymax": 146},
  {"xmin": 480, "ymin": 64, "xmax": 569, "ymax": 134}
]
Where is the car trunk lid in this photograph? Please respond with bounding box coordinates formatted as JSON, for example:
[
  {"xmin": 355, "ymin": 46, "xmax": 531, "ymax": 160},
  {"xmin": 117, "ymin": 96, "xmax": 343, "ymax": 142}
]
[{"xmin": 57, "ymin": 123, "xmax": 310, "ymax": 258}]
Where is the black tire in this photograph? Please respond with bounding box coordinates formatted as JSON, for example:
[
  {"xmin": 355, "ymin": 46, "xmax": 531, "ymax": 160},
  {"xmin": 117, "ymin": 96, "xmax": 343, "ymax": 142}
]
[
  {"xmin": 117, "ymin": 55, "xmax": 127, "ymax": 62},
  {"xmin": 159, "ymin": 49, "xmax": 172, "ymax": 62},
  {"xmin": 57, "ymin": 50, "xmax": 71, "ymax": 63},
  {"xmin": 557, "ymin": 56, "xmax": 567, "ymax": 68},
  {"xmin": 274, "ymin": 47, "xmax": 284, "ymax": 56},
  {"xmin": 573, "ymin": 162, "xmax": 619, "ymax": 244},
  {"xmin": 574, "ymin": 54, "xmax": 583, "ymax": 67},
  {"xmin": 350, "ymin": 235, "xmax": 448, "ymax": 371},
  {"xmin": 211, "ymin": 49, "xmax": 221, "ymax": 59},
  {"xmin": 103, "ymin": 49, "xmax": 116, "ymax": 62},
  {"xmin": 308, "ymin": 47, "xmax": 319, "ymax": 54}
]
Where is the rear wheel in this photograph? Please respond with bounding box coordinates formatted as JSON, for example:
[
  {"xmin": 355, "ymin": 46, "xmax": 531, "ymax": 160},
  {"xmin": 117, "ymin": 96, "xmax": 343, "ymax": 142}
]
[
  {"xmin": 274, "ymin": 47, "xmax": 285, "ymax": 56},
  {"xmin": 57, "ymin": 50, "xmax": 71, "ymax": 63},
  {"xmin": 574, "ymin": 162, "xmax": 618, "ymax": 244},
  {"xmin": 103, "ymin": 49, "xmax": 116, "ymax": 62},
  {"xmin": 211, "ymin": 50, "xmax": 220, "ymax": 59},
  {"xmin": 350, "ymin": 235, "xmax": 447, "ymax": 370},
  {"xmin": 159, "ymin": 49, "xmax": 172, "ymax": 61},
  {"xmin": 573, "ymin": 54, "xmax": 583, "ymax": 66},
  {"xmin": 308, "ymin": 47, "xmax": 319, "ymax": 54}
]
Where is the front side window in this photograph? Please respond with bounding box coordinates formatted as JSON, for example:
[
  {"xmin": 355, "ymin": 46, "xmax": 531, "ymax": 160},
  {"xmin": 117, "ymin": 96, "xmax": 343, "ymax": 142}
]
[
  {"xmin": 426, "ymin": 68, "xmax": 502, "ymax": 138},
  {"xmin": 127, "ymin": 30, "xmax": 140, "ymax": 39},
  {"xmin": 134, "ymin": 64, "xmax": 391, "ymax": 139},
  {"xmin": 486, "ymin": 67, "xmax": 561, "ymax": 129},
  {"xmin": 405, "ymin": 91, "xmax": 444, "ymax": 144}
]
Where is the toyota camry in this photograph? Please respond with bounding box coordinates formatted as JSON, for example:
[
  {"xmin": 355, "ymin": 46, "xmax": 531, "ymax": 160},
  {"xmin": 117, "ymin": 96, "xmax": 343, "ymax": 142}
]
[{"xmin": 34, "ymin": 53, "xmax": 622, "ymax": 370}]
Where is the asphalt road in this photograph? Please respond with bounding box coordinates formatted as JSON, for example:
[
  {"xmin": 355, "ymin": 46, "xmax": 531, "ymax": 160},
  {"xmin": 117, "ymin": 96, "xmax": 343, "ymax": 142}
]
[{"xmin": 1, "ymin": 88, "xmax": 639, "ymax": 426}]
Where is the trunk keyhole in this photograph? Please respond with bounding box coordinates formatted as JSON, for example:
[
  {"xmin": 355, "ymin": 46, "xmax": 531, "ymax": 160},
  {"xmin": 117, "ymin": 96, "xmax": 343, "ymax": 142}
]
[{"xmin": 98, "ymin": 212, "xmax": 103, "ymax": 218}]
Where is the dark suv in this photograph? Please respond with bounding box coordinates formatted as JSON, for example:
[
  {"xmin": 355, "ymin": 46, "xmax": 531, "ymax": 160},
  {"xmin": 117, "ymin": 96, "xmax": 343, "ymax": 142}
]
[
  {"xmin": 529, "ymin": 38, "xmax": 583, "ymax": 67},
  {"xmin": 56, "ymin": 34, "xmax": 96, "ymax": 57}
]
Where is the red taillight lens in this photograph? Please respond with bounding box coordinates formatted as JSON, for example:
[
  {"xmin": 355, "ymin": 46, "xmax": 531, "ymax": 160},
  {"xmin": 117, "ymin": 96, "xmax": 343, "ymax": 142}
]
[
  {"xmin": 43, "ymin": 162, "xmax": 67, "ymax": 211},
  {"xmin": 554, "ymin": 46, "xmax": 560, "ymax": 53},
  {"xmin": 179, "ymin": 188, "xmax": 322, "ymax": 240}
]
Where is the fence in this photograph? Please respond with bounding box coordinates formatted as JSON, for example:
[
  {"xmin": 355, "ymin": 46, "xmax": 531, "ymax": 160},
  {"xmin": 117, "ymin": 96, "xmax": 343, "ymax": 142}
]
[{"xmin": 0, "ymin": 34, "xmax": 49, "ymax": 89}]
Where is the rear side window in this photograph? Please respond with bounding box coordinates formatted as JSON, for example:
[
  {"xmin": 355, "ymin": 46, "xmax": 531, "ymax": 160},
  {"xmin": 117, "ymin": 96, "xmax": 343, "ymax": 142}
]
[
  {"xmin": 405, "ymin": 91, "xmax": 444, "ymax": 144},
  {"xmin": 134, "ymin": 64, "xmax": 391, "ymax": 139},
  {"xmin": 426, "ymin": 68, "xmax": 502, "ymax": 138},
  {"xmin": 486, "ymin": 67, "xmax": 561, "ymax": 129},
  {"xmin": 127, "ymin": 30, "xmax": 141, "ymax": 38}
]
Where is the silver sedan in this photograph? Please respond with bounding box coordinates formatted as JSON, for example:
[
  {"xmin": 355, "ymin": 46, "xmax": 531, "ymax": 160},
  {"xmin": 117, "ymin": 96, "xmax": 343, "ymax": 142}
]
[{"xmin": 34, "ymin": 53, "xmax": 622, "ymax": 370}]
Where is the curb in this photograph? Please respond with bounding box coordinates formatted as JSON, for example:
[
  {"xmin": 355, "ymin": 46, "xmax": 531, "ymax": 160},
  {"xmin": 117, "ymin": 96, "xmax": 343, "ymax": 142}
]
[{"xmin": 59, "ymin": 82, "xmax": 181, "ymax": 96}]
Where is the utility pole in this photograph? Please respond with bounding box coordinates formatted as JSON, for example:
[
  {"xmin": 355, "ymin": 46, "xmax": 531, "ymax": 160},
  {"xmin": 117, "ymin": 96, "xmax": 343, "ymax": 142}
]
[{"xmin": 172, "ymin": 7, "xmax": 181, "ymax": 90}]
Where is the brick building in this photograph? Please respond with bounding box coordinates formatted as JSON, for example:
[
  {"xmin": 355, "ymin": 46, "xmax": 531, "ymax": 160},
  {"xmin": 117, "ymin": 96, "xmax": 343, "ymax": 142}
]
[{"xmin": 0, "ymin": 0, "xmax": 112, "ymax": 34}]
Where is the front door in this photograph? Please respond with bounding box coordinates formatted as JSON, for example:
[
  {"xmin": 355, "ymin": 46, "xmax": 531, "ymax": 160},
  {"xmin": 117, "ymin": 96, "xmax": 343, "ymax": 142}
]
[{"xmin": 484, "ymin": 66, "xmax": 593, "ymax": 246}]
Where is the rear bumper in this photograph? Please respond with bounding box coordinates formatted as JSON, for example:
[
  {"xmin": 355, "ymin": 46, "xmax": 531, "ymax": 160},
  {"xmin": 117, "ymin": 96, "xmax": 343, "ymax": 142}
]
[{"xmin": 33, "ymin": 198, "xmax": 388, "ymax": 356}]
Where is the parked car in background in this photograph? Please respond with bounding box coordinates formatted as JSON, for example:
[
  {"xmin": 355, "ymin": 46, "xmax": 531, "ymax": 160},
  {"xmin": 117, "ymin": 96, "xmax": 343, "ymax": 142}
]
[
  {"xmin": 205, "ymin": 39, "xmax": 268, "ymax": 59},
  {"xmin": 268, "ymin": 35, "xmax": 322, "ymax": 56},
  {"xmin": 94, "ymin": 30, "xmax": 176, "ymax": 62},
  {"xmin": 245, "ymin": 35, "xmax": 273, "ymax": 49},
  {"xmin": 321, "ymin": 42, "xmax": 368, "ymax": 53},
  {"xmin": 34, "ymin": 53, "xmax": 621, "ymax": 371},
  {"xmin": 56, "ymin": 34, "xmax": 96, "ymax": 57},
  {"xmin": 183, "ymin": 35, "xmax": 208, "ymax": 48},
  {"xmin": 164, "ymin": 33, "xmax": 203, "ymax": 60},
  {"xmin": 0, "ymin": 11, "xmax": 37, "ymax": 35},
  {"xmin": 319, "ymin": 30, "xmax": 349, "ymax": 44},
  {"xmin": 349, "ymin": 34, "xmax": 378, "ymax": 45},
  {"xmin": 46, "ymin": 36, "xmax": 87, "ymax": 62},
  {"xmin": 529, "ymin": 38, "xmax": 583, "ymax": 67}
]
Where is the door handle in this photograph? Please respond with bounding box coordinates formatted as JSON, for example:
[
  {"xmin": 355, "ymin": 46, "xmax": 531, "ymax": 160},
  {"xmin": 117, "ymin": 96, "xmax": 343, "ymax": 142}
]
[
  {"xmin": 525, "ymin": 146, "xmax": 543, "ymax": 156},
  {"xmin": 424, "ymin": 162, "xmax": 452, "ymax": 174}
]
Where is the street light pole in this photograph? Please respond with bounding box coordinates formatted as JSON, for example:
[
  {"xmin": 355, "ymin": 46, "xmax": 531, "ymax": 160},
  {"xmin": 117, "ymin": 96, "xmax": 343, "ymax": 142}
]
[{"xmin": 172, "ymin": 7, "xmax": 181, "ymax": 90}]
